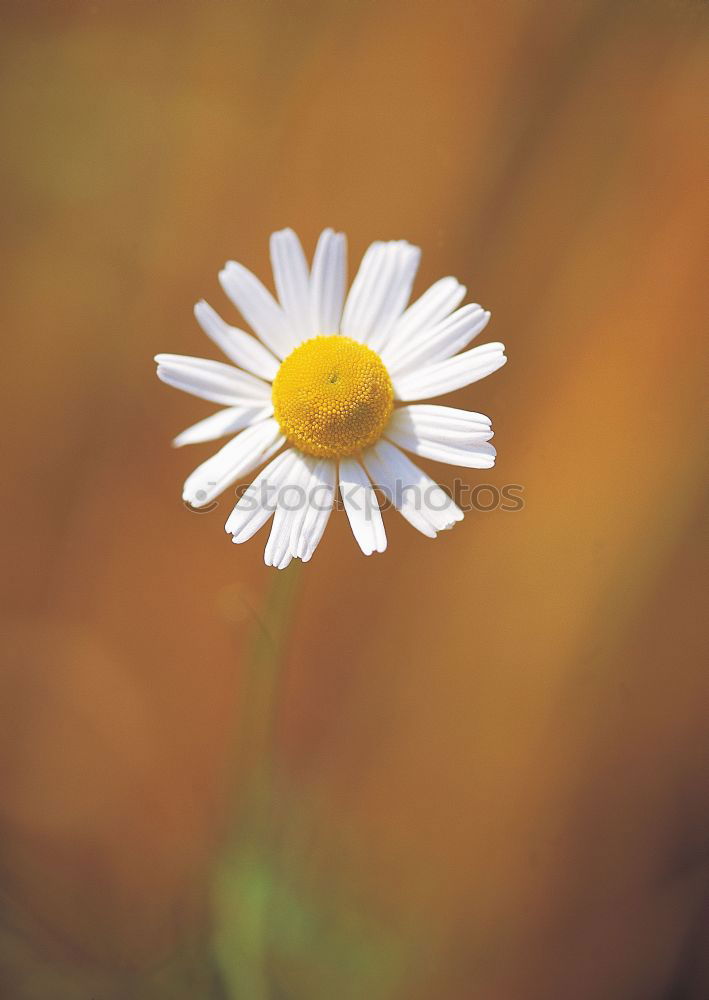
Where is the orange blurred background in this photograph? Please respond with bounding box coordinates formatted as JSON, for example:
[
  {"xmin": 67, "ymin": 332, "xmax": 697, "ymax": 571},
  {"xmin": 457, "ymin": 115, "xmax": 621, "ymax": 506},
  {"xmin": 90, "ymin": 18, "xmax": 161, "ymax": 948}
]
[{"xmin": 1, "ymin": 1, "xmax": 708, "ymax": 998}]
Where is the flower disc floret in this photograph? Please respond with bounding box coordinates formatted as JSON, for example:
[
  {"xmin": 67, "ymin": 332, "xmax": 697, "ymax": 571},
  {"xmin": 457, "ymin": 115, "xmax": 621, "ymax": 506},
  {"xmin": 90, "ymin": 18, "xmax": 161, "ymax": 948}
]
[{"xmin": 272, "ymin": 335, "xmax": 394, "ymax": 458}]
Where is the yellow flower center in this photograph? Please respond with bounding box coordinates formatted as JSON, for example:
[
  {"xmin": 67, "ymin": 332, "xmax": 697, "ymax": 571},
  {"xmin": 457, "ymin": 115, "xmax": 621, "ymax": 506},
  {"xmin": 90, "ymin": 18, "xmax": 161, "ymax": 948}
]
[{"xmin": 272, "ymin": 335, "xmax": 394, "ymax": 458}]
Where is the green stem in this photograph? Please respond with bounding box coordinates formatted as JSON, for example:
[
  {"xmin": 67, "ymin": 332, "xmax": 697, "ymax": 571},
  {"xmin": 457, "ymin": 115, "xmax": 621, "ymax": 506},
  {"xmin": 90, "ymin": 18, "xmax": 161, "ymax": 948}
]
[
  {"xmin": 247, "ymin": 561, "xmax": 303, "ymax": 799},
  {"xmin": 214, "ymin": 562, "xmax": 303, "ymax": 1000}
]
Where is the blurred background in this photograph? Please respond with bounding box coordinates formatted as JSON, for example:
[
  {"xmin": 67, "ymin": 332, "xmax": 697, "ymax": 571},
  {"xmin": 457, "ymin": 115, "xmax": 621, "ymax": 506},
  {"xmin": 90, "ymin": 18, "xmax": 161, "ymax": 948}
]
[{"xmin": 1, "ymin": 1, "xmax": 708, "ymax": 997}]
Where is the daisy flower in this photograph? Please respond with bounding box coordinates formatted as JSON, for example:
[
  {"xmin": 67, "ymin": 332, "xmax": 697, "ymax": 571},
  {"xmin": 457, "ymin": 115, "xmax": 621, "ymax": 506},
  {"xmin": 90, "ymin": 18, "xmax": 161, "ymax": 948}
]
[{"xmin": 155, "ymin": 229, "xmax": 506, "ymax": 568}]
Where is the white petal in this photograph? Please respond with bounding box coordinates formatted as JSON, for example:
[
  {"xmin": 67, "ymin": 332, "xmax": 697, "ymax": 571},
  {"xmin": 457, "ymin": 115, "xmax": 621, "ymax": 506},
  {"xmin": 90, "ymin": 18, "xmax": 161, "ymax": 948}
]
[
  {"xmin": 393, "ymin": 343, "xmax": 507, "ymax": 401},
  {"xmin": 340, "ymin": 240, "xmax": 382, "ymax": 339},
  {"xmin": 339, "ymin": 457, "xmax": 386, "ymax": 556},
  {"xmin": 225, "ymin": 449, "xmax": 298, "ymax": 542},
  {"xmin": 340, "ymin": 241, "xmax": 421, "ymax": 348},
  {"xmin": 155, "ymin": 354, "xmax": 272, "ymax": 406},
  {"xmin": 182, "ymin": 418, "xmax": 283, "ymax": 508},
  {"xmin": 387, "ymin": 405, "xmax": 494, "ymax": 444},
  {"xmin": 172, "ymin": 404, "xmax": 273, "ymax": 448},
  {"xmin": 294, "ymin": 458, "xmax": 336, "ymax": 562},
  {"xmin": 264, "ymin": 451, "xmax": 314, "ymax": 569},
  {"xmin": 385, "ymin": 305, "xmax": 491, "ymax": 377},
  {"xmin": 219, "ymin": 261, "xmax": 294, "ymax": 359},
  {"xmin": 310, "ymin": 228, "xmax": 347, "ymax": 335},
  {"xmin": 362, "ymin": 439, "xmax": 463, "ymax": 538},
  {"xmin": 285, "ymin": 453, "xmax": 319, "ymax": 560},
  {"xmin": 194, "ymin": 301, "xmax": 279, "ymax": 381},
  {"xmin": 270, "ymin": 229, "xmax": 312, "ymax": 347},
  {"xmin": 385, "ymin": 426, "xmax": 496, "ymax": 469},
  {"xmin": 380, "ymin": 277, "xmax": 466, "ymax": 364}
]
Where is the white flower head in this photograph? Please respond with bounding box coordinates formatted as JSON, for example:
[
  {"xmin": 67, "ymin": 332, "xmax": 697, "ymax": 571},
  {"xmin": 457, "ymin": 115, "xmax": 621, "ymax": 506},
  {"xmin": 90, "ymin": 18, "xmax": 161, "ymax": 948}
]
[{"xmin": 155, "ymin": 229, "xmax": 506, "ymax": 568}]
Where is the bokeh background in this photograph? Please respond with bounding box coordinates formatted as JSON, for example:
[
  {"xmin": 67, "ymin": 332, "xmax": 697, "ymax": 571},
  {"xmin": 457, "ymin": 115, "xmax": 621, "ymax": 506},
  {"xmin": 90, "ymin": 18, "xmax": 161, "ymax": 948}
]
[{"xmin": 1, "ymin": 1, "xmax": 708, "ymax": 998}]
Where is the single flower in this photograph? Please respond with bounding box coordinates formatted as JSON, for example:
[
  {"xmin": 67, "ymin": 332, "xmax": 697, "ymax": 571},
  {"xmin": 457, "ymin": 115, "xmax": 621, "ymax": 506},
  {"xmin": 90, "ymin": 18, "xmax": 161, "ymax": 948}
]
[{"xmin": 155, "ymin": 229, "xmax": 506, "ymax": 568}]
